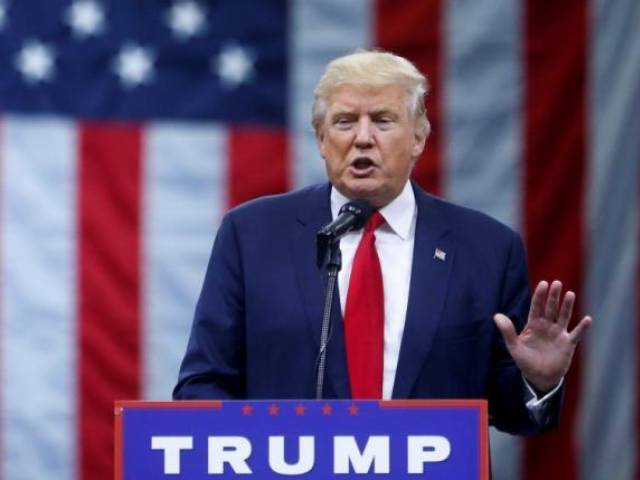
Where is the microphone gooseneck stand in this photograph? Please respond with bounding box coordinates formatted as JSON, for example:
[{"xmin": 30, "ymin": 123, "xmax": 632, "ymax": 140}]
[
  {"xmin": 315, "ymin": 240, "xmax": 341, "ymax": 399},
  {"xmin": 314, "ymin": 198, "xmax": 372, "ymax": 399}
]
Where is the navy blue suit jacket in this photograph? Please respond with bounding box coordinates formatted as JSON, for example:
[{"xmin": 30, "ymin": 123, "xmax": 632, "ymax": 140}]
[{"xmin": 174, "ymin": 182, "xmax": 561, "ymax": 434}]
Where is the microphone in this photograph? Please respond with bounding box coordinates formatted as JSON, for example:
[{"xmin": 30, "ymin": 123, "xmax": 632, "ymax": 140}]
[
  {"xmin": 316, "ymin": 199, "xmax": 373, "ymax": 267},
  {"xmin": 314, "ymin": 198, "xmax": 372, "ymax": 398}
]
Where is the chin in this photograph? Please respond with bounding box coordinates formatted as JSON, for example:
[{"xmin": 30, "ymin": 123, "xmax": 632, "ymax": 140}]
[
  {"xmin": 343, "ymin": 182, "xmax": 378, "ymax": 197},
  {"xmin": 345, "ymin": 185, "xmax": 390, "ymax": 207}
]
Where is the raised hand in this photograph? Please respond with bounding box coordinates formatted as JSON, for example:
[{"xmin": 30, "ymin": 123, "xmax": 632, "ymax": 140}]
[{"xmin": 493, "ymin": 280, "xmax": 592, "ymax": 393}]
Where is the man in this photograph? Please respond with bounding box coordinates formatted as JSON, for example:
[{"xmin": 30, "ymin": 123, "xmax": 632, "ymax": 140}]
[{"xmin": 174, "ymin": 50, "xmax": 592, "ymax": 435}]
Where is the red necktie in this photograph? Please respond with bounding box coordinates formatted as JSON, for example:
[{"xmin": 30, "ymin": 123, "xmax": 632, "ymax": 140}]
[{"xmin": 344, "ymin": 211, "xmax": 385, "ymax": 399}]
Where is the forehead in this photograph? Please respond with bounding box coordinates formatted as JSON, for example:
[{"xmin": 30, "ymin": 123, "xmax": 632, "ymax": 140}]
[{"xmin": 325, "ymin": 83, "xmax": 409, "ymax": 112}]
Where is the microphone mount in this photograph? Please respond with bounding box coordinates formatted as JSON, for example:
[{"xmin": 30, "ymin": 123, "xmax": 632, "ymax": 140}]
[
  {"xmin": 314, "ymin": 198, "xmax": 372, "ymax": 399},
  {"xmin": 316, "ymin": 199, "xmax": 373, "ymax": 269}
]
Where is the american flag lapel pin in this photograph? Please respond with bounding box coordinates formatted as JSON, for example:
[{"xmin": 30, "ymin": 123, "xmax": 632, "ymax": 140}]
[{"xmin": 434, "ymin": 248, "xmax": 446, "ymax": 261}]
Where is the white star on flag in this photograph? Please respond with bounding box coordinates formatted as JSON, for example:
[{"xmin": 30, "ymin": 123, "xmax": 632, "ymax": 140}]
[
  {"xmin": 213, "ymin": 44, "xmax": 254, "ymax": 88},
  {"xmin": 14, "ymin": 40, "xmax": 56, "ymax": 83},
  {"xmin": 166, "ymin": 0, "xmax": 206, "ymax": 40},
  {"xmin": 64, "ymin": 0, "xmax": 106, "ymax": 38},
  {"xmin": 113, "ymin": 43, "xmax": 155, "ymax": 88}
]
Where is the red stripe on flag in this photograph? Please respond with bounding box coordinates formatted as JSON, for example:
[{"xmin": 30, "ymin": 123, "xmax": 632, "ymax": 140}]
[
  {"xmin": 78, "ymin": 123, "xmax": 142, "ymax": 480},
  {"xmin": 227, "ymin": 128, "xmax": 289, "ymax": 208},
  {"xmin": 375, "ymin": 0, "xmax": 443, "ymax": 195},
  {"xmin": 523, "ymin": 1, "xmax": 588, "ymax": 479}
]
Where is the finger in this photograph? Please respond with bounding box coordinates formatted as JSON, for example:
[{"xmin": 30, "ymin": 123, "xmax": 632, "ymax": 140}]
[
  {"xmin": 568, "ymin": 316, "xmax": 593, "ymax": 344},
  {"xmin": 529, "ymin": 281, "xmax": 548, "ymax": 322},
  {"xmin": 557, "ymin": 290, "xmax": 575, "ymax": 330},
  {"xmin": 494, "ymin": 313, "xmax": 518, "ymax": 349},
  {"xmin": 544, "ymin": 280, "xmax": 563, "ymax": 322}
]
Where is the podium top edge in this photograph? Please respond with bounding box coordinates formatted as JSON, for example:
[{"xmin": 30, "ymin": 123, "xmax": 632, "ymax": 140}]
[{"xmin": 114, "ymin": 399, "xmax": 487, "ymax": 412}]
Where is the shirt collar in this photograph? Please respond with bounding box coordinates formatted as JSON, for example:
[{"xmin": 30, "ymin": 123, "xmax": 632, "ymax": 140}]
[{"xmin": 330, "ymin": 180, "xmax": 416, "ymax": 240}]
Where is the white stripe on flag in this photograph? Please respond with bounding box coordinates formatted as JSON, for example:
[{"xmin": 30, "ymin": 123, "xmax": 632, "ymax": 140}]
[
  {"xmin": 0, "ymin": 116, "xmax": 77, "ymax": 480},
  {"xmin": 443, "ymin": 0, "xmax": 524, "ymax": 231},
  {"xmin": 142, "ymin": 123, "xmax": 227, "ymax": 400},
  {"xmin": 290, "ymin": 0, "xmax": 373, "ymax": 189},
  {"xmin": 443, "ymin": 1, "xmax": 524, "ymax": 478},
  {"xmin": 581, "ymin": 0, "xmax": 640, "ymax": 478}
]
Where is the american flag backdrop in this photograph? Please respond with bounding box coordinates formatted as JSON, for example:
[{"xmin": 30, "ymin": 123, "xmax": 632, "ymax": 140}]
[{"xmin": 0, "ymin": 0, "xmax": 638, "ymax": 479}]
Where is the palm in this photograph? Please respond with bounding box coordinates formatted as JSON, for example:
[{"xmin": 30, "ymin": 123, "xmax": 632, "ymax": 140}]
[{"xmin": 494, "ymin": 280, "xmax": 592, "ymax": 393}]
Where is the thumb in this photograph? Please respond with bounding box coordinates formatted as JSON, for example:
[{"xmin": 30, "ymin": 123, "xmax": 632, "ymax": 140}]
[{"xmin": 493, "ymin": 313, "xmax": 518, "ymax": 348}]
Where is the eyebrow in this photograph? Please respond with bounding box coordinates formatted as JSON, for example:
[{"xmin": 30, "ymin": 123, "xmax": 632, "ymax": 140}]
[
  {"xmin": 328, "ymin": 111, "xmax": 357, "ymax": 125},
  {"xmin": 330, "ymin": 107, "xmax": 399, "ymax": 118},
  {"xmin": 370, "ymin": 108, "xmax": 399, "ymax": 117}
]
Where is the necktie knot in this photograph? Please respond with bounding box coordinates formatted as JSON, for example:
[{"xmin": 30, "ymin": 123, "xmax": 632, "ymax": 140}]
[{"xmin": 364, "ymin": 211, "xmax": 385, "ymax": 232}]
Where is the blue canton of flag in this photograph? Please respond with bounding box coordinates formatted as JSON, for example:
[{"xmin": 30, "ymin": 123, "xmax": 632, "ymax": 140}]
[{"xmin": 0, "ymin": 0, "xmax": 287, "ymax": 123}]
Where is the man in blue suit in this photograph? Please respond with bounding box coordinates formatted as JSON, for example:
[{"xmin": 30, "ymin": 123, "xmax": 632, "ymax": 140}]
[{"xmin": 174, "ymin": 50, "xmax": 592, "ymax": 435}]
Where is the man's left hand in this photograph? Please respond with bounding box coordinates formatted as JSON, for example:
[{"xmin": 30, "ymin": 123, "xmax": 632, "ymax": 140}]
[{"xmin": 493, "ymin": 280, "xmax": 593, "ymax": 393}]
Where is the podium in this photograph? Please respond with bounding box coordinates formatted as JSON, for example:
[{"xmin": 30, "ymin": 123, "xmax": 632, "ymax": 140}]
[{"xmin": 115, "ymin": 399, "xmax": 488, "ymax": 479}]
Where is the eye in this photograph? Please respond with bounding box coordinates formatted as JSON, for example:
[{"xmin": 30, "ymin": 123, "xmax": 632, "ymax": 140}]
[
  {"xmin": 376, "ymin": 116, "xmax": 395, "ymax": 128},
  {"xmin": 333, "ymin": 116, "xmax": 354, "ymax": 129}
]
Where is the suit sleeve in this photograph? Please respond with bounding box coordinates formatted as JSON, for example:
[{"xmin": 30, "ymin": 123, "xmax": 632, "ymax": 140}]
[
  {"xmin": 488, "ymin": 232, "xmax": 563, "ymax": 435},
  {"xmin": 173, "ymin": 213, "xmax": 246, "ymax": 399}
]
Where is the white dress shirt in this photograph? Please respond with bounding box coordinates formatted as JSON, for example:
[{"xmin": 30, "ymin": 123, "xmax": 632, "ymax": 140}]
[
  {"xmin": 332, "ymin": 181, "xmax": 416, "ymax": 399},
  {"xmin": 330, "ymin": 180, "xmax": 561, "ymax": 411}
]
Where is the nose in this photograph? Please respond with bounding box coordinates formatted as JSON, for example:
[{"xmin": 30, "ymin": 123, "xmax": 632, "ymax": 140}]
[{"xmin": 354, "ymin": 118, "xmax": 374, "ymax": 148}]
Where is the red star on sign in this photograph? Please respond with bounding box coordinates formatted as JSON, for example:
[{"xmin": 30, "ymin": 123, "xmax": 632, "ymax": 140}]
[
  {"xmin": 321, "ymin": 404, "xmax": 333, "ymax": 416},
  {"xmin": 295, "ymin": 404, "xmax": 306, "ymax": 416},
  {"xmin": 348, "ymin": 404, "xmax": 359, "ymax": 416},
  {"xmin": 268, "ymin": 404, "xmax": 280, "ymax": 416},
  {"xmin": 241, "ymin": 404, "xmax": 253, "ymax": 416}
]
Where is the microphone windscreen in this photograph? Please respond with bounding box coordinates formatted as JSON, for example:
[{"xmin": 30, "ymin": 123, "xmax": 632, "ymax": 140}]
[{"xmin": 338, "ymin": 199, "xmax": 373, "ymax": 230}]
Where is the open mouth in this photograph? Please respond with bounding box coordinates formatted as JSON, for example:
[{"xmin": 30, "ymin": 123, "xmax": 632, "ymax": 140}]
[{"xmin": 350, "ymin": 157, "xmax": 375, "ymax": 171}]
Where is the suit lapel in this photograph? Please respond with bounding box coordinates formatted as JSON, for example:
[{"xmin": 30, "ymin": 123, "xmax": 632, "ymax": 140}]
[
  {"xmin": 392, "ymin": 187, "xmax": 456, "ymax": 398},
  {"xmin": 290, "ymin": 184, "xmax": 351, "ymax": 398}
]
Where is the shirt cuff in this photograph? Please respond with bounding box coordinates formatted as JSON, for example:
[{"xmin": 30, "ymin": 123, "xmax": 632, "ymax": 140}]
[{"xmin": 523, "ymin": 376, "xmax": 563, "ymax": 423}]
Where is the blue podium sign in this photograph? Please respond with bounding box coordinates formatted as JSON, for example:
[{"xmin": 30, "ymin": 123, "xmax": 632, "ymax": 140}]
[{"xmin": 115, "ymin": 400, "xmax": 488, "ymax": 479}]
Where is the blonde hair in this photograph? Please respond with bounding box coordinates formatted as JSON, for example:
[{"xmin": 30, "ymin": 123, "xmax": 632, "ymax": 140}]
[{"xmin": 312, "ymin": 49, "xmax": 430, "ymax": 137}]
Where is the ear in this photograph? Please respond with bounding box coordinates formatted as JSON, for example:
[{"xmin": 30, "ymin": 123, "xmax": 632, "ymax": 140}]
[
  {"xmin": 411, "ymin": 119, "xmax": 429, "ymax": 158},
  {"xmin": 315, "ymin": 128, "xmax": 327, "ymax": 160}
]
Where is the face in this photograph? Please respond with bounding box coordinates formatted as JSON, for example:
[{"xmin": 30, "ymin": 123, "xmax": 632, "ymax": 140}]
[{"xmin": 316, "ymin": 83, "xmax": 426, "ymax": 208}]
